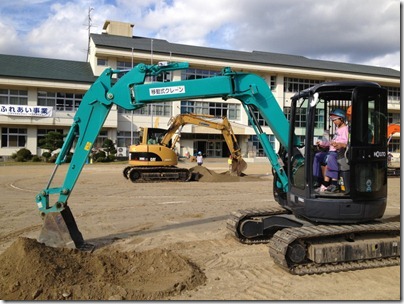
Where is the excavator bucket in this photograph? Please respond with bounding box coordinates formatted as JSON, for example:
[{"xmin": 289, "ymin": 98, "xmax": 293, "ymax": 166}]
[
  {"xmin": 232, "ymin": 158, "xmax": 248, "ymax": 176},
  {"xmin": 38, "ymin": 206, "xmax": 85, "ymax": 249}
]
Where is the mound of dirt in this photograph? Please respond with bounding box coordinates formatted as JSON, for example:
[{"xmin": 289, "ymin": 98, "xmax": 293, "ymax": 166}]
[
  {"xmin": 0, "ymin": 237, "xmax": 206, "ymax": 300},
  {"xmin": 190, "ymin": 166, "xmax": 241, "ymax": 182}
]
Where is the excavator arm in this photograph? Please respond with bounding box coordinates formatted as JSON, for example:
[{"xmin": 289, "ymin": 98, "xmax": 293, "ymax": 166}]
[{"xmin": 36, "ymin": 61, "xmax": 290, "ymax": 248}]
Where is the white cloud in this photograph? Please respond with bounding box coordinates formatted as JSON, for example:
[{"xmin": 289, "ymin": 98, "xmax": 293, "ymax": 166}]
[
  {"xmin": 363, "ymin": 51, "xmax": 401, "ymax": 72},
  {"xmin": 25, "ymin": 2, "xmax": 88, "ymax": 60},
  {"xmin": 0, "ymin": 0, "xmax": 399, "ymax": 71},
  {"xmin": 226, "ymin": 0, "xmax": 400, "ymax": 69},
  {"xmin": 0, "ymin": 21, "xmax": 21, "ymax": 54}
]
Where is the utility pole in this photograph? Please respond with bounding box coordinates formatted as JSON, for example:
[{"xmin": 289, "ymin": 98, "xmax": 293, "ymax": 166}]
[
  {"xmin": 86, "ymin": 7, "xmax": 94, "ymax": 62},
  {"xmin": 131, "ymin": 48, "xmax": 134, "ymax": 145}
]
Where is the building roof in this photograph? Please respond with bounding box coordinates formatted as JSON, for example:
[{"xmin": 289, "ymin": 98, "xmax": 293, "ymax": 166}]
[
  {"xmin": 91, "ymin": 33, "xmax": 400, "ymax": 79},
  {"xmin": 0, "ymin": 54, "xmax": 96, "ymax": 83}
]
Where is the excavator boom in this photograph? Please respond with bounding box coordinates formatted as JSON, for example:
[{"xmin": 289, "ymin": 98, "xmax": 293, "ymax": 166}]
[
  {"xmin": 36, "ymin": 62, "xmax": 288, "ymax": 247},
  {"xmin": 161, "ymin": 113, "xmax": 247, "ymax": 174}
]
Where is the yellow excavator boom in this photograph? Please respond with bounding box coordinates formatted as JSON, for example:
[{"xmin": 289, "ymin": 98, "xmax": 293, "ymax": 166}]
[{"xmin": 160, "ymin": 113, "xmax": 247, "ymax": 175}]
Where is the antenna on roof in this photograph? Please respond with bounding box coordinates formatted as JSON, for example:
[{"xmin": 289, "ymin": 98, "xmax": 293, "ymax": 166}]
[
  {"xmin": 86, "ymin": 7, "xmax": 94, "ymax": 62},
  {"xmin": 151, "ymin": 39, "xmax": 154, "ymax": 64}
]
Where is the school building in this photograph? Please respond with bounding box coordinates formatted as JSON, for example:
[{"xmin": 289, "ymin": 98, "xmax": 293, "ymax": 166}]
[{"xmin": 0, "ymin": 20, "xmax": 400, "ymax": 160}]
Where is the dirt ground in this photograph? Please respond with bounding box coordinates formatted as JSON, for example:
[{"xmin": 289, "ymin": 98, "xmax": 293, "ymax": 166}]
[{"xmin": 0, "ymin": 159, "xmax": 400, "ymax": 300}]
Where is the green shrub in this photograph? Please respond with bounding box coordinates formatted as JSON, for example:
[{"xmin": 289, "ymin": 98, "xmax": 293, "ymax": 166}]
[
  {"xmin": 15, "ymin": 156, "xmax": 25, "ymax": 162},
  {"xmin": 42, "ymin": 151, "xmax": 51, "ymax": 162},
  {"xmin": 107, "ymin": 154, "xmax": 116, "ymax": 162},
  {"xmin": 12, "ymin": 148, "xmax": 33, "ymax": 162},
  {"xmin": 32, "ymin": 155, "xmax": 41, "ymax": 162},
  {"xmin": 65, "ymin": 152, "xmax": 73, "ymax": 163},
  {"xmin": 49, "ymin": 153, "xmax": 58, "ymax": 163},
  {"xmin": 93, "ymin": 150, "xmax": 106, "ymax": 162}
]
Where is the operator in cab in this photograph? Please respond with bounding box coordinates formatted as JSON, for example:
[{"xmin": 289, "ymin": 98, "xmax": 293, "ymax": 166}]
[{"xmin": 316, "ymin": 109, "xmax": 349, "ymax": 193}]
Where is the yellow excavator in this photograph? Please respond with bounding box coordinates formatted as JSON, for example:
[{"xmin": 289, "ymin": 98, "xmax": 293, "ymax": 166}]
[{"xmin": 123, "ymin": 113, "xmax": 247, "ymax": 182}]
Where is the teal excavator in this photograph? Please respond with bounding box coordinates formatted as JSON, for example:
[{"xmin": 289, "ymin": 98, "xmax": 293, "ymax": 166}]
[{"xmin": 35, "ymin": 62, "xmax": 399, "ymax": 274}]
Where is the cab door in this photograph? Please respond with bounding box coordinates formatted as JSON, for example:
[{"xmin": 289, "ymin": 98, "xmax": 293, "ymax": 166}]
[{"xmin": 349, "ymin": 87, "xmax": 388, "ymax": 199}]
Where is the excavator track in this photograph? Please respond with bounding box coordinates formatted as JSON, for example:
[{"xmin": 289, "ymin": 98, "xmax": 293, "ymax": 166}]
[
  {"xmin": 227, "ymin": 206, "xmax": 292, "ymax": 244},
  {"xmin": 268, "ymin": 222, "xmax": 400, "ymax": 275},
  {"xmin": 124, "ymin": 166, "xmax": 192, "ymax": 183}
]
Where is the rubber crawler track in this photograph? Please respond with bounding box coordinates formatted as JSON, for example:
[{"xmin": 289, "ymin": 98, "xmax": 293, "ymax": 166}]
[
  {"xmin": 226, "ymin": 207, "xmax": 291, "ymax": 244},
  {"xmin": 268, "ymin": 222, "xmax": 400, "ymax": 275}
]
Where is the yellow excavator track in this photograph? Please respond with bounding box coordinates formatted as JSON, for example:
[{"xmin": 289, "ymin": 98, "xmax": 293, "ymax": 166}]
[{"xmin": 123, "ymin": 166, "xmax": 192, "ymax": 182}]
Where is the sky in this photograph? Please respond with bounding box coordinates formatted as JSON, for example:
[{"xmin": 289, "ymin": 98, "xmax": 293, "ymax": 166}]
[{"xmin": 0, "ymin": 0, "xmax": 400, "ymax": 71}]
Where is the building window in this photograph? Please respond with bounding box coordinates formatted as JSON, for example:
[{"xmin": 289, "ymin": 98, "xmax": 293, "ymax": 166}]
[
  {"xmin": 116, "ymin": 61, "xmax": 133, "ymax": 79},
  {"xmin": 181, "ymin": 133, "xmax": 224, "ymax": 141},
  {"xmin": 248, "ymin": 109, "xmax": 270, "ymax": 127},
  {"xmin": 97, "ymin": 58, "xmax": 108, "ymax": 66},
  {"xmin": 181, "ymin": 101, "xmax": 208, "ymax": 115},
  {"xmin": 118, "ymin": 103, "xmax": 172, "ymax": 116},
  {"xmin": 248, "ymin": 134, "xmax": 275, "ymax": 157},
  {"xmin": 388, "ymin": 112, "xmax": 400, "ymax": 124},
  {"xmin": 314, "ymin": 108, "xmax": 326, "ymax": 129},
  {"xmin": 180, "ymin": 101, "xmax": 240, "ymax": 120},
  {"xmin": 284, "ymin": 77, "xmax": 321, "ymax": 93},
  {"xmin": 283, "ymin": 107, "xmax": 307, "ymax": 128},
  {"xmin": 1, "ymin": 128, "xmax": 27, "ymax": 147},
  {"xmin": 181, "ymin": 68, "xmax": 220, "ymax": 80},
  {"xmin": 93, "ymin": 130, "xmax": 108, "ymax": 149},
  {"xmin": 228, "ymin": 104, "xmax": 240, "ymax": 120},
  {"xmin": 37, "ymin": 91, "xmax": 83, "ymax": 111},
  {"xmin": 37, "ymin": 129, "xmax": 64, "ymax": 142},
  {"xmin": 0, "ymin": 89, "xmax": 28, "ymax": 105},
  {"xmin": 117, "ymin": 61, "xmax": 133, "ymax": 69},
  {"xmin": 270, "ymin": 76, "xmax": 276, "ymax": 91},
  {"xmin": 389, "ymin": 138, "xmax": 400, "ymax": 153},
  {"xmin": 125, "ymin": 103, "xmax": 172, "ymax": 117},
  {"xmin": 384, "ymin": 86, "xmax": 400, "ymax": 103},
  {"xmin": 206, "ymin": 141, "xmax": 223, "ymax": 157},
  {"xmin": 117, "ymin": 131, "xmax": 139, "ymax": 147}
]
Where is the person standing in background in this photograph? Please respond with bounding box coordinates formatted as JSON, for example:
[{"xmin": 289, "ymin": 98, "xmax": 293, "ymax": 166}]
[
  {"xmin": 228, "ymin": 155, "xmax": 233, "ymax": 171},
  {"xmin": 196, "ymin": 151, "xmax": 203, "ymax": 166}
]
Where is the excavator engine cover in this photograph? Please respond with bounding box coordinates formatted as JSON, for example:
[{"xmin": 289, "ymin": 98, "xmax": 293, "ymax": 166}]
[{"xmin": 38, "ymin": 206, "xmax": 85, "ymax": 249}]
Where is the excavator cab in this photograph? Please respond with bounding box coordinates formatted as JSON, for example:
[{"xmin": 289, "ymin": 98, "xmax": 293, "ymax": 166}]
[
  {"xmin": 128, "ymin": 127, "xmax": 176, "ymax": 167},
  {"xmin": 285, "ymin": 81, "xmax": 388, "ymax": 223}
]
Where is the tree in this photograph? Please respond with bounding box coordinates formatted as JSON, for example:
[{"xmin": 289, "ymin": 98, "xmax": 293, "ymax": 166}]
[
  {"xmin": 102, "ymin": 138, "xmax": 117, "ymax": 156},
  {"xmin": 92, "ymin": 138, "xmax": 117, "ymax": 162},
  {"xmin": 38, "ymin": 131, "xmax": 64, "ymax": 153}
]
